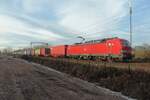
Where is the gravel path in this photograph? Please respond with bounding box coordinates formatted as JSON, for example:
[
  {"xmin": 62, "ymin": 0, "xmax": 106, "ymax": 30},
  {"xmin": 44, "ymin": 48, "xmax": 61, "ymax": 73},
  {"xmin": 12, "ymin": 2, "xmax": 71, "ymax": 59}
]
[{"xmin": 0, "ymin": 56, "xmax": 132, "ymax": 100}]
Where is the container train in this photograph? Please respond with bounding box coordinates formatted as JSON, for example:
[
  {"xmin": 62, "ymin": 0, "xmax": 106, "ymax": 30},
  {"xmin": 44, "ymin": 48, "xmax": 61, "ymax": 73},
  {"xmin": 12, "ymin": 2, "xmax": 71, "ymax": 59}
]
[{"xmin": 14, "ymin": 37, "xmax": 132, "ymax": 61}]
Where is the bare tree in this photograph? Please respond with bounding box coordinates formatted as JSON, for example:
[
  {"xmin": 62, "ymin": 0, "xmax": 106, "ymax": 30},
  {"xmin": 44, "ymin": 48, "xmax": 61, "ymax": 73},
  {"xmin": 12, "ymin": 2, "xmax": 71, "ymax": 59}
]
[{"xmin": 2, "ymin": 47, "xmax": 13, "ymax": 55}]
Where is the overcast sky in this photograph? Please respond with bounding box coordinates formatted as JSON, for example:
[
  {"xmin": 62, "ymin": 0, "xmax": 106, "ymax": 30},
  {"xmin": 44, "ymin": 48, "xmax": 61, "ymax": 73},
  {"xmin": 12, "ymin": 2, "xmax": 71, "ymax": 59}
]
[{"xmin": 0, "ymin": 0, "xmax": 150, "ymax": 49}]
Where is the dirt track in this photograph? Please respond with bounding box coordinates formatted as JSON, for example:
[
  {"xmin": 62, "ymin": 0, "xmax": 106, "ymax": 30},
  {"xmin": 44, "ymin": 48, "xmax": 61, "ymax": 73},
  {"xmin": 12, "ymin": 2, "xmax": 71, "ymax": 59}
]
[{"xmin": 0, "ymin": 56, "xmax": 133, "ymax": 100}]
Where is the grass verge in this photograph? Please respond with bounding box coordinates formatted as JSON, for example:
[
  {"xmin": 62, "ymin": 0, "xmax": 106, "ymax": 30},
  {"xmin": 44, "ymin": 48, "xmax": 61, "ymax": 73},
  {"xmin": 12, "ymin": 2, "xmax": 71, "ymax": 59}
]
[{"xmin": 22, "ymin": 56, "xmax": 150, "ymax": 100}]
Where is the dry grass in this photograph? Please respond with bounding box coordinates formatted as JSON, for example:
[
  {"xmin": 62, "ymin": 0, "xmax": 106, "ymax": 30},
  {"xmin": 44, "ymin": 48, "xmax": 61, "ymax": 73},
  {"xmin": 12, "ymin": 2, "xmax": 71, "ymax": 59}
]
[
  {"xmin": 134, "ymin": 48, "xmax": 150, "ymax": 62},
  {"xmin": 22, "ymin": 56, "xmax": 150, "ymax": 100}
]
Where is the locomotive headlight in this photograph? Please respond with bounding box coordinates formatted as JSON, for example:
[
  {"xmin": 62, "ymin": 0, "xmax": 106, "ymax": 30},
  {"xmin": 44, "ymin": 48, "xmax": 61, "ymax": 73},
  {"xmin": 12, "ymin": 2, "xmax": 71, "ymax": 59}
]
[
  {"xmin": 108, "ymin": 43, "xmax": 111, "ymax": 46},
  {"xmin": 108, "ymin": 43, "xmax": 114, "ymax": 47}
]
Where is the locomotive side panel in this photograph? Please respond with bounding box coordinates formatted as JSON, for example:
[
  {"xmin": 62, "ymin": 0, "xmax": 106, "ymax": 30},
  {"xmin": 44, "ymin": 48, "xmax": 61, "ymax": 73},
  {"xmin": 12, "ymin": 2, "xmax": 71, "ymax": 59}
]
[{"xmin": 67, "ymin": 43, "xmax": 108, "ymax": 59}]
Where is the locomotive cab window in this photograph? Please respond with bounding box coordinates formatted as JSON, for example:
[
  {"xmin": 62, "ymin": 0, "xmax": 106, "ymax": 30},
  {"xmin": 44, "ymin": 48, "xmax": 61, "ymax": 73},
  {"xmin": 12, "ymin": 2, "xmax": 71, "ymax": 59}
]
[{"xmin": 122, "ymin": 40, "xmax": 130, "ymax": 46}]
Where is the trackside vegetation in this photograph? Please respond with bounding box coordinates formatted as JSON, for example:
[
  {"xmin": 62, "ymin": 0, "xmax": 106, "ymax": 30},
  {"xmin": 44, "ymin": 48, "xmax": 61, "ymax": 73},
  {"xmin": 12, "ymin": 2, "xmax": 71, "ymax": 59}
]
[{"xmin": 22, "ymin": 56, "xmax": 150, "ymax": 100}]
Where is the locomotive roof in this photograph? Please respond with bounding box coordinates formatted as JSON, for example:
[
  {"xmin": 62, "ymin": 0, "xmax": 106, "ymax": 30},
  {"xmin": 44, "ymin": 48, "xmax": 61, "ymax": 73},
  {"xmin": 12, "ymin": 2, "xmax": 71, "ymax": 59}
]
[{"xmin": 75, "ymin": 37, "xmax": 119, "ymax": 45}]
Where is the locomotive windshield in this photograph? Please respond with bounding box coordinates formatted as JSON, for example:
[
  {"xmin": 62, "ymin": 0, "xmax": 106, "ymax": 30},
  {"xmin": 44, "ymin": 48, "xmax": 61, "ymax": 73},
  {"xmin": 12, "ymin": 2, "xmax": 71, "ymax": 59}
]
[{"xmin": 122, "ymin": 40, "xmax": 130, "ymax": 46}]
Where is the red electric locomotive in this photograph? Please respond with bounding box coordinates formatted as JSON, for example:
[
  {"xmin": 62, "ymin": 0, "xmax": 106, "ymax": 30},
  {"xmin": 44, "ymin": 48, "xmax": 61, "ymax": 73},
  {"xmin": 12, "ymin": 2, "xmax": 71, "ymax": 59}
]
[{"xmin": 67, "ymin": 37, "xmax": 132, "ymax": 61}]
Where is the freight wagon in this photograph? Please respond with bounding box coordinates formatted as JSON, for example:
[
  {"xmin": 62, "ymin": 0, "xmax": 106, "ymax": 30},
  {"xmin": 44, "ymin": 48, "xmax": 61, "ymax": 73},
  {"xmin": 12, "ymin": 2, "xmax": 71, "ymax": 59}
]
[
  {"xmin": 39, "ymin": 48, "xmax": 50, "ymax": 56},
  {"xmin": 25, "ymin": 48, "xmax": 32, "ymax": 56},
  {"xmin": 32, "ymin": 48, "xmax": 50, "ymax": 56},
  {"xmin": 31, "ymin": 49, "xmax": 35, "ymax": 56},
  {"xmin": 50, "ymin": 45, "xmax": 68, "ymax": 57},
  {"xmin": 34, "ymin": 48, "xmax": 40, "ymax": 56}
]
